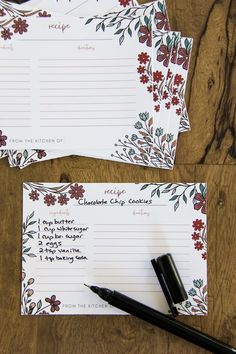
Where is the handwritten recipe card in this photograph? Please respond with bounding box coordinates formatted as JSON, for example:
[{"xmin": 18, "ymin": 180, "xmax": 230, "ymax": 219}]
[{"xmin": 22, "ymin": 183, "xmax": 207, "ymax": 316}]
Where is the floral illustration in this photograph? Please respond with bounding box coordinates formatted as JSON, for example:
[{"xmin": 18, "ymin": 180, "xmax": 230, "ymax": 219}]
[
  {"xmin": 140, "ymin": 183, "xmax": 207, "ymax": 212},
  {"xmin": 24, "ymin": 182, "xmax": 85, "ymax": 207},
  {"xmin": 178, "ymin": 280, "xmax": 208, "ymax": 315},
  {"xmin": 111, "ymin": 112, "xmax": 177, "ymax": 169},
  {"xmin": 8, "ymin": 149, "xmax": 47, "ymax": 167},
  {"xmin": 0, "ymin": 0, "xmax": 50, "ymax": 41},
  {"xmin": 177, "ymin": 38, "xmax": 192, "ymax": 70},
  {"xmin": 85, "ymin": 1, "xmax": 169, "ymax": 46},
  {"xmin": 0, "ymin": 130, "xmax": 7, "ymax": 147},
  {"xmin": 22, "ymin": 211, "xmax": 37, "ymax": 262},
  {"xmin": 21, "ymin": 272, "xmax": 61, "ymax": 315},
  {"xmin": 192, "ymin": 219, "xmax": 207, "ymax": 260}
]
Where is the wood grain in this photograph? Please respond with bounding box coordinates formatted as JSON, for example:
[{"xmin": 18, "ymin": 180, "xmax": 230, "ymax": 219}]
[{"xmin": 0, "ymin": 0, "xmax": 236, "ymax": 353}]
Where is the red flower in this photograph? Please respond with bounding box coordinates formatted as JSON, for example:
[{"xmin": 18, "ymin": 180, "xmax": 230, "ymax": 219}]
[
  {"xmin": 165, "ymin": 102, "xmax": 171, "ymax": 110},
  {"xmin": 69, "ymin": 184, "xmax": 85, "ymax": 200},
  {"xmin": 58, "ymin": 194, "xmax": 69, "ymax": 206},
  {"xmin": 147, "ymin": 85, "xmax": 153, "ymax": 93},
  {"xmin": 172, "ymin": 96, "xmax": 180, "ymax": 106},
  {"xmin": 202, "ymin": 252, "xmax": 207, "ymax": 260},
  {"xmin": 36, "ymin": 150, "xmax": 46, "ymax": 159},
  {"xmin": 153, "ymin": 93, "xmax": 159, "ymax": 102},
  {"xmin": 153, "ymin": 70, "xmax": 164, "ymax": 83},
  {"xmin": 1, "ymin": 28, "xmax": 13, "ymax": 40},
  {"xmin": 138, "ymin": 25, "xmax": 152, "ymax": 47},
  {"xmin": 176, "ymin": 108, "xmax": 182, "ymax": 116},
  {"xmin": 192, "ymin": 232, "xmax": 200, "ymax": 241},
  {"xmin": 162, "ymin": 91, "xmax": 168, "ymax": 100},
  {"xmin": 140, "ymin": 74, "xmax": 149, "ymax": 84},
  {"xmin": 0, "ymin": 9, "xmax": 6, "ymax": 16},
  {"xmin": 119, "ymin": 0, "xmax": 132, "ymax": 6},
  {"xmin": 167, "ymin": 69, "xmax": 172, "ymax": 79},
  {"xmin": 44, "ymin": 194, "xmax": 56, "ymax": 206},
  {"xmin": 193, "ymin": 193, "xmax": 207, "ymax": 214},
  {"xmin": 29, "ymin": 190, "xmax": 40, "ymax": 201},
  {"xmin": 171, "ymin": 47, "xmax": 178, "ymax": 64},
  {"xmin": 12, "ymin": 18, "xmax": 29, "ymax": 35},
  {"xmin": 192, "ymin": 219, "xmax": 205, "ymax": 231},
  {"xmin": 0, "ymin": 130, "xmax": 7, "ymax": 147},
  {"xmin": 137, "ymin": 65, "xmax": 145, "ymax": 74},
  {"xmin": 157, "ymin": 45, "xmax": 171, "ymax": 67},
  {"xmin": 155, "ymin": 12, "xmax": 169, "ymax": 31},
  {"xmin": 177, "ymin": 47, "xmax": 190, "ymax": 70},
  {"xmin": 194, "ymin": 241, "xmax": 204, "ymax": 251},
  {"xmin": 138, "ymin": 52, "xmax": 150, "ymax": 64},
  {"xmin": 45, "ymin": 295, "xmax": 61, "ymax": 312},
  {"xmin": 174, "ymin": 74, "xmax": 184, "ymax": 87},
  {"xmin": 155, "ymin": 105, "xmax": 160, "ymax": 112}
]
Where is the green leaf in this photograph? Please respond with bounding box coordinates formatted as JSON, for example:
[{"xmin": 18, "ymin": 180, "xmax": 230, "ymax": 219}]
[
  {"xmin": 183, "ymin": 194, "xmax": 188, "ymax": 204},
  {"xmin": 23, "ymin": 150, "xmax": 28, "ymax": 159},
  {"xmin": 96, "ymin": 23, "xmax": 101, "ymax": 31},
  {"xmin": 101, "ymin": 23, "xmax": 105, "ymax": 32},
  {"xmin": 169, "ymin": 195, "xmax": 178, "ymax": 201},
  {"xmin": 115, "ymin": 29, "xmax": 123, "ymax": 35},
  {"xmin": 190, "ymin": 188, "xmax": 195, "ymax": 198},
  {"xmin": 85, "ymin": 18, "xmax": 93, "ymax": 25},
  {"xmin": 158, "ymin": 1, "xmax": 164, "ymax": 12},
  {"xmin": 140, "ymin": 184, "xmax": 149, "ymax": 191},
  {"xmin": 119, "ymin": 35, "xmax": 125, "ymax": 45},
  {"xmin": 128, "ymin": 27, "xmax": 132, "ymax": 37},
  {"xmin": 135, "ymin": 20, "xmax": 140, "ymax": 31},
  {"xmin": 199, "ymin": 184, "xmax": 205, "ymax": 195},
  {"xmin": 174, "ymin": 201, "xmax": 180, "ymax": 211},
  {"xmin": 151, "ymin": 189, "xmax": 157, "ymax": 198},
  {"xmin": 37, "ymin": 300, "xmax": 42, "ymax": 311}
]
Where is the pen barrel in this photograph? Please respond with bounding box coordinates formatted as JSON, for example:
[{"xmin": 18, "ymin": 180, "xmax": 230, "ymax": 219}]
[{"xmin": 109, "ymin": 291, "xmax": 235, "ymax": 354}]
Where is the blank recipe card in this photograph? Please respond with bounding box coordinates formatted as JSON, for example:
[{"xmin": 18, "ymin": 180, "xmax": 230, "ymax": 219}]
[{"xmin": 22, "ymin": 183, "xmax": 207, "ymax": 315}]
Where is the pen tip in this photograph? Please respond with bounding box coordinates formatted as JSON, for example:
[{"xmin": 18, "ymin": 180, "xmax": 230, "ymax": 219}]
[{"xmin": 84, "ymin": 284, "xmax": 91, "ymax": 289}]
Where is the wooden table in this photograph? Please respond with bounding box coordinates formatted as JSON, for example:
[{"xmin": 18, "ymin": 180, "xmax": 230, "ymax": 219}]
[{"xmin": 0, "ymin": 0, "xmax": 235, "ymax": 353}]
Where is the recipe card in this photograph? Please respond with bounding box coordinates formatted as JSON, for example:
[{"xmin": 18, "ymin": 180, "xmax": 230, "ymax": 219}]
[{"xmin": 22, "ymin": 183, "xmax": 208, "ymax": 315}]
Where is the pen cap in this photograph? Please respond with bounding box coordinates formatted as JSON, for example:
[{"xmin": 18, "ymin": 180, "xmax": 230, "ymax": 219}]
[{"xmin": 151, "ymin": 254, "xmax": 188, "ymax": 314}]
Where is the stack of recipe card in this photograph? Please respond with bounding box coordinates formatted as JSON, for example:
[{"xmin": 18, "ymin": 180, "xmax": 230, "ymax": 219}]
[
  {"xmin": 0, "ymin": 0, "xmax": 193, "ymax": 169},
  {"xmin": 22, "ymin": 182, "xmax": 207, "ymax": 315}
]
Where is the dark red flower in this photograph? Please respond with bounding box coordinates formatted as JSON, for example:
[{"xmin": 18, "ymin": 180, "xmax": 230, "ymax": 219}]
[
  {"xmin": 177, "ymin": 47, "xmax": 190, "ymax": 70},
  {"xmin": 45, "ymin": 295, "xmax": 61, "ymax": 312},
  {"xmin": 140, "ymin": 74, "xmax": 149, "ymax": 84},
  {"xmin": 167, "ymin": 69, "xmax": 172, "ymax": 79},
  {"xmin": 194, "ymin": 241, "xmax": 204, "ymax": 251},
  {"xmin": 0, "ymin": 9, "xmax": 6, "ymax": 17},
  {"xmin": 165, "ymin": 102, "xmax": 171, "ymax": 110},
  {"xmin": 147, "ymin": 85, "xmax": 153, "ymax": 93},
  {"xmin": 153, "ymin": 93, "xmax": 159, "ymax": 102},
  {"xmin": 153, "ymin": 70, "xmax": 164, "ymax": 83},
  {"xmin": 155, "ymin": 105, "xmax": 160, "ymax": 112},
  {"xmin": 137, "ymin": 65, "xmax": 145, "ymax": 74},
  {"xmin": 36, "ymin": 150, "xmax": 46, "ymax": 159},
  {"xmin": 171, "ymin": 47, "xmax": 178, "ymax": 64},
  {"xmin": 0, "ymin": 130, "xmax": 7, "ymax": 147},
  {"xmin": 192, "ymin": 232, "xmax": 200, "ymax": 241},
  {"xmin": 119, "ymin": 0, "xmax": 132, "ymax": 6},
  {"xmin": 194, "ymin": 193, "xmax": 207, "ymax": 214},
  {"xmin": 176, "ymin": 108, "xmax": 182, "ymax": 116},
  {"xmin": 29, "ymin": 190, "xmax": 40, "ymax": 201},
  {"xmin": 12, "ymin": 18, "xmax": 29, "ymax": 35},
  {"xmin": 174, "ymin": 74, "xmax": 184, "ymax": 86},
  {"xmin": 155, "ymin": 12, "xmax": 169, "ymax": 31},
  {"xmin": 58, "ymin": 194, "xmax": 69, "ymax": 206},
  {"xmin": 1, "ymin": 28, "xmax": 13, "ymax": 40},
  {"xmin": 157, "ymin": 45, "xmax": 171, "ymax": 67},
  {"xmin": 44, "ymin": 194, "xmax": 56, "ymax": 206},
  {"xmin": 172, "ymin": 96, "xmax": 180, "ymax": 106},
  {"xmin": 192, "ymin": 219, "xmax": 205, "ymax": 231},
  {"xmin": 138, "ymin": 25, "xmax": 152, "ymax": 47},
  {"xmin": 138, "ymin": 52, "xmax": 150, "ymax": 64},
  {"xmin": 69, "ymin": 184, "xmax": 85, "ymax": 200},
  {"xmin": 162, "ymin": 91, "xmax": 168, "ymax": 100},
  {"xmin": 202, "ymin": 252, "xmax": 207, "ymax": 260}
]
